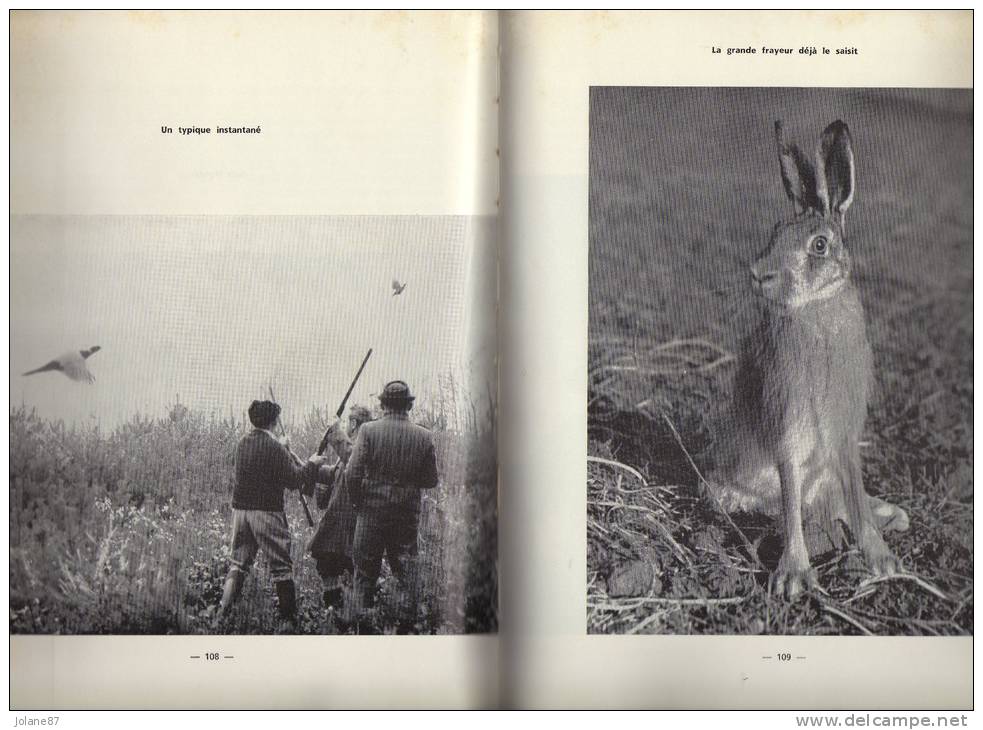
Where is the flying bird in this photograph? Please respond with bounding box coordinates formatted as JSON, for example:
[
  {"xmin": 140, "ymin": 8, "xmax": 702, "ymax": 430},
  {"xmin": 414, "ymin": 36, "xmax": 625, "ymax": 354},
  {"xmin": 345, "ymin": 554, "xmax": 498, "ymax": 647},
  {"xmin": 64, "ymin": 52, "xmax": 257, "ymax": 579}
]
[
  {"xmin": 392, "ymin": 279, "xmax": 407, "ymax": 296},
  {"xmin": 23, "ymin": 346, "xmax": 102, "ymax": 384}
]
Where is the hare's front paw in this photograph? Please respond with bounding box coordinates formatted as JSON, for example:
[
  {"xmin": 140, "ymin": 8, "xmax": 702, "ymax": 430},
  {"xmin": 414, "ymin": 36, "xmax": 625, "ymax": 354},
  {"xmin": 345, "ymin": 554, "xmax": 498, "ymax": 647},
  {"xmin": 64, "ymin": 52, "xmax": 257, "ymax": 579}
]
[
  {"xmin": 771, "ymin": 553, "xmax": 818, "ymax": 600},
  {"xmin": 861, "ymin": 528, "xmax": 901, "ymax": 576},
  {"xmin": 869, "ymin": 497, "xmax": 910, "ymax": 533}
]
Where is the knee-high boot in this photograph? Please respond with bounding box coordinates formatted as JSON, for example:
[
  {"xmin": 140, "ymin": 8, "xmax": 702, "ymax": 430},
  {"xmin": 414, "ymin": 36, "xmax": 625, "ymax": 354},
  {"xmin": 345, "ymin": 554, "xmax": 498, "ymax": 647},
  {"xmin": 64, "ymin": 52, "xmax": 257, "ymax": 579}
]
[{"xmin": 274, "ymin": 579, "xmax": 298, "ymax": 632}]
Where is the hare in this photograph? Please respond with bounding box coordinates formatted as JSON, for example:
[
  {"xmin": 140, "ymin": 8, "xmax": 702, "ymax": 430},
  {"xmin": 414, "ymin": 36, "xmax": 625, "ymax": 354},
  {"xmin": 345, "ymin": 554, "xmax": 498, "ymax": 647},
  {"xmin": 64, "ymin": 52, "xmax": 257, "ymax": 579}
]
[{"xmin": 710, "ymin": 120, "xmax": 909, "ymax": 598}]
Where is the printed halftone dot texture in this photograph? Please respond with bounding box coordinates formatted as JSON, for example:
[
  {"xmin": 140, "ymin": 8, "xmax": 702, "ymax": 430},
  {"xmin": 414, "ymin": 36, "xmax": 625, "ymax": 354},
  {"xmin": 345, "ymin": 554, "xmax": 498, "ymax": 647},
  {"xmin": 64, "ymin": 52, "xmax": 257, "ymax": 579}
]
[
  {"xmin": 587, "ymin": 88, "xmax": 972, "ymax": 635},
  {"xmin": 11, "ymin": 215, "xmax": 471, "ymax": 428},
  {"xmin": 589, "ymin": 87, "xmax": 972, "ymax": 410},
  {"xmin": 10, "ymin": 215, "xmax": 497, "ymax": 636}
]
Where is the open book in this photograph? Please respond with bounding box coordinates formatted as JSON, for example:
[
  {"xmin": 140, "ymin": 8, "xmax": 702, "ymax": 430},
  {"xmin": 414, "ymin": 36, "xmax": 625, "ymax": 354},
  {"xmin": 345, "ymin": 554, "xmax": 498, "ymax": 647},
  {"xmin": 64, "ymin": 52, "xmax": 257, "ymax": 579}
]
[{"xmin": 9, "ymin": 10, "xmax": 973, "ymax": 711}]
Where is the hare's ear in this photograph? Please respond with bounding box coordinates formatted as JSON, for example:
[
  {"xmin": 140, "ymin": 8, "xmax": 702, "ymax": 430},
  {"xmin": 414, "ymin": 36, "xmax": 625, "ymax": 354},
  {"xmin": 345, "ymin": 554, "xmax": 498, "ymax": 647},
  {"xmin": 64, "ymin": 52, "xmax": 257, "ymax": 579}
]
[
  {"xmin": 775, "ymin": 121, "xmax": 820, "ymax": 214},
  {"xmin": 815, "ymin": 121, "xmax": 855, "ymax": 229}
]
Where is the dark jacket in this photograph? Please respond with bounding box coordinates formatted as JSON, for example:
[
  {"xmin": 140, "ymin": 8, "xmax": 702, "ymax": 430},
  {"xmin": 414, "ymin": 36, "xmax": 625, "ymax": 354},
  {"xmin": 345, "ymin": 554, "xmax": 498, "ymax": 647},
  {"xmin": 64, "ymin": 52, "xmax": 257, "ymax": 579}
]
[
  {"xmin": 346, "ymin": 413, "xmax": 439, "ymax": 511},
  {"xmin": 232, "ymin": 429, "xmax": 317, "ymax": 512},
  {"xmin": 309, "ymin": 466, "xmax": 357, "ymax": 559}
]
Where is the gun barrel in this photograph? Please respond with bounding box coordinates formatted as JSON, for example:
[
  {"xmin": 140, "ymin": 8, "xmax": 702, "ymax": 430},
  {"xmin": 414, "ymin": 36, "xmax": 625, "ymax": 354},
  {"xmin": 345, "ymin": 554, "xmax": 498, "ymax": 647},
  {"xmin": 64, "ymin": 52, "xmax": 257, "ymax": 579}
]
[{"xmin": 335, "ymin": 348, "xmax": 373, "ymax": 419}]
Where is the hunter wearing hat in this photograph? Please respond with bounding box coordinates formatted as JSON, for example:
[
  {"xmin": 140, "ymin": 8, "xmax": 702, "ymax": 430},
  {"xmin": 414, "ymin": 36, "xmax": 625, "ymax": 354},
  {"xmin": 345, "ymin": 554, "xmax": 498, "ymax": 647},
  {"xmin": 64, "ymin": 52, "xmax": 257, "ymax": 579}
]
[
  {"xmin": 346, "ymin": 381, "xmax": 439, "ymax": 621},
  {"xmin": 217, "ymin": 399, "xmax": 327, "ymax": 631},
  {"xmin": 308, "ymin": 404, "xmax": 374, "ymax": 611}
]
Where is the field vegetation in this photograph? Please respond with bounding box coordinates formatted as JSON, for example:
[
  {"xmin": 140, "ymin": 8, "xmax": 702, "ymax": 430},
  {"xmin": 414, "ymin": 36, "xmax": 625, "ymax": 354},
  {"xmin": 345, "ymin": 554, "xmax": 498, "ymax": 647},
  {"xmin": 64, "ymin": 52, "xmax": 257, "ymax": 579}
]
[{"xmin": 9, "ymin": 377, "xmax": 497, "ymax": 635}]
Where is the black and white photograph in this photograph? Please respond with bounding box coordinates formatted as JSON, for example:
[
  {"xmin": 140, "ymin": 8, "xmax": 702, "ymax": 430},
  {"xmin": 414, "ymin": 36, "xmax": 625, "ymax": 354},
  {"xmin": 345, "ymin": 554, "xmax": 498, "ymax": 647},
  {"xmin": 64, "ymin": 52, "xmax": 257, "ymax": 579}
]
[
  {"xmin": 10, "ymin": 7, "xmax": 973, "ymax": 713},
  {"xmin": 587, "ymin": 87, "xmax": 972, "ymax": 635},
  {"xmin": 10, "ymin": 215, "xmax": 498, "ymax": 636}
]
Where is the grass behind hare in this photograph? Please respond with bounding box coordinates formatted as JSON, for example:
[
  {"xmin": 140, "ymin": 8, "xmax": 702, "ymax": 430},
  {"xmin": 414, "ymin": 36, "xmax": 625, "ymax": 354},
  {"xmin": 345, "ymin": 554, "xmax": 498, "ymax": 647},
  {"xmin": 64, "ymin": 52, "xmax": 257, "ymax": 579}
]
[{"xmin": 9, "ymin": 391, "xmax": 497, "ymax": 635}]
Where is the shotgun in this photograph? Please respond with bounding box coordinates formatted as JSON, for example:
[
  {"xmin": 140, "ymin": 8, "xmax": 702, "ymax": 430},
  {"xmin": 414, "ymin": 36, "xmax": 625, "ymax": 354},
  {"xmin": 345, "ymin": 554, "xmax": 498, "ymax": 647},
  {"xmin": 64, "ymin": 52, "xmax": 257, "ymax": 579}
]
[{"xmin": 316, "ymin": 348, "xmax": 373, "ymax": 456}]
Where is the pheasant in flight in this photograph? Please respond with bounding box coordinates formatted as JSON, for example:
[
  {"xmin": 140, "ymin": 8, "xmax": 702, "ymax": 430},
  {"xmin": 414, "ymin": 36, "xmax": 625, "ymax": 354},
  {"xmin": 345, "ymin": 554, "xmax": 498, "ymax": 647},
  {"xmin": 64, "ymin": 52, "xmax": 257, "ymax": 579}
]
[
  {"xmin": 392, "ymin": 279, "xmax": 407, "ymax": 296},
  {"xmin": 23, "ymin": 346, "xmax": 102, "ymax": 384}
]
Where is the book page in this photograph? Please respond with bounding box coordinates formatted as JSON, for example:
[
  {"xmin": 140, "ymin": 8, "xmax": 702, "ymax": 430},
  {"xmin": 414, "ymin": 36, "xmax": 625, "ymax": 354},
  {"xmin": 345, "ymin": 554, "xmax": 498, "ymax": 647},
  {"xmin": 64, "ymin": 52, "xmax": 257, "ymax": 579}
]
[
  {"xmin": 10, "ymin": 10, "xmax": 499, "ymax": 709},
  {"xmin": 500, "ymin": 10, "xmax": 972, "ymax": 709}
]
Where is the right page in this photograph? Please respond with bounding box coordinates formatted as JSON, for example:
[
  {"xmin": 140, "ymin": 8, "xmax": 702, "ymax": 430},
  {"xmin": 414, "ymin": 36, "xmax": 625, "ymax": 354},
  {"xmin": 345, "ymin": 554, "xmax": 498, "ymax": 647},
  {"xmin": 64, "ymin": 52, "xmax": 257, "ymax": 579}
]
[{"xmin": 500, "ymin": 10, "xmax": 972, "ymax": 709}]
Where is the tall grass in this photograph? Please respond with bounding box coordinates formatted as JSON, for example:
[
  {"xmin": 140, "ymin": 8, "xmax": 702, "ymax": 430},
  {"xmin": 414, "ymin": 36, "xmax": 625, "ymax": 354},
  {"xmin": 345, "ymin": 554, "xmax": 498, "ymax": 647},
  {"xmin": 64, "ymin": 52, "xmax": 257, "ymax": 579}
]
[{"xmin": 9, "ymin": 386, "xmax": 497, "ymax": 635}]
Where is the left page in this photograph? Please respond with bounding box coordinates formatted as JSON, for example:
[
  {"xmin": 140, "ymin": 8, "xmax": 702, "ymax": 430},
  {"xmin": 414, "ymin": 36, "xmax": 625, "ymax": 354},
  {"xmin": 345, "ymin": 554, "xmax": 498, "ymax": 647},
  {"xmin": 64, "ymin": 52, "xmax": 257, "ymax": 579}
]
[{"xmin": 9, "ymin": 10, "xmax": 499, "ymax": 709}]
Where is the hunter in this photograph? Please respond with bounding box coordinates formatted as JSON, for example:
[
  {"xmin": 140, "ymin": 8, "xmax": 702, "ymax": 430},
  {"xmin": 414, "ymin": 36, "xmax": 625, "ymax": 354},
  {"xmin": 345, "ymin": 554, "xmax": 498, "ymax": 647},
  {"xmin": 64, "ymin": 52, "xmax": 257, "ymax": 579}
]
[
  {"xmin": 308, "ymin": 404, "xmax": 374, "ymax": 611},
  {"xmin": 346, "ymin": 381, "xmax": 440, "ymax": 624},
  {"xmin": 217, "ymin": 399, "xmax": 327, "ymax": 631}
]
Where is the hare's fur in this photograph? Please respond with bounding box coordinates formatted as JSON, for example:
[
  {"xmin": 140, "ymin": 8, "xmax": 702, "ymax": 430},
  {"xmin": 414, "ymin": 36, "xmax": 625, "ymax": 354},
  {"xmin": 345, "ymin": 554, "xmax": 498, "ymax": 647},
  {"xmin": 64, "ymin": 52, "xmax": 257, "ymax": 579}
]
[
  {"xmin": 710, "ymin": 121, "xmax": 906, "ymax": 598},
  {"xmin": 714, "ymin": 284, "xmax": 871, "ymax": 514}
]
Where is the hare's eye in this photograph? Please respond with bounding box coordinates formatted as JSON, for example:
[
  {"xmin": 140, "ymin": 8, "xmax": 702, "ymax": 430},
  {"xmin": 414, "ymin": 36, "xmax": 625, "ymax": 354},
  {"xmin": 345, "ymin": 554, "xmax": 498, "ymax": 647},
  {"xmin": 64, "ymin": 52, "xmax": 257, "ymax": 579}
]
[{"xmin": 810, "ymin": 236, "xmax": 829, "ymax": 256}]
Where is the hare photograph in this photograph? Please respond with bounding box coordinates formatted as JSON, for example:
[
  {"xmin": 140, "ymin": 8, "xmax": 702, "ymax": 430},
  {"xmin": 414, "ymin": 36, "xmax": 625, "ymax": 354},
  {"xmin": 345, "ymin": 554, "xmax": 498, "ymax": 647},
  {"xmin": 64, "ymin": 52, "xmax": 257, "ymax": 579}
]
[
  {"xmin": 10, "ymin": 215, "xmax": 498, "ymax": 636},
  {"xmin": 587, "ymin": 87, "xmax": 972, "ymax": 635}
]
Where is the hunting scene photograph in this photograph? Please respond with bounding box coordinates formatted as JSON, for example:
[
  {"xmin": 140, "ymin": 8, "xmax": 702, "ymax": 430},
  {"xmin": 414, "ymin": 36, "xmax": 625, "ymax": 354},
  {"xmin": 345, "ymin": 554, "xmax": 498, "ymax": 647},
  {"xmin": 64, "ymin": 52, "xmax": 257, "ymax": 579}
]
[
  {"xmin": 10, "ymin": 215, "xmax": 497, "ymax": 636},
  {"xmin": 587, "ymin": 87, "xmax": 972, "ymax": 635}
]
